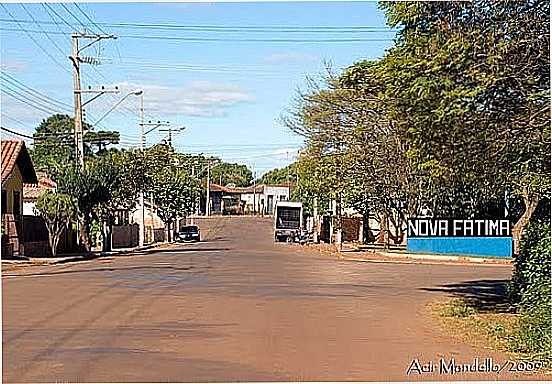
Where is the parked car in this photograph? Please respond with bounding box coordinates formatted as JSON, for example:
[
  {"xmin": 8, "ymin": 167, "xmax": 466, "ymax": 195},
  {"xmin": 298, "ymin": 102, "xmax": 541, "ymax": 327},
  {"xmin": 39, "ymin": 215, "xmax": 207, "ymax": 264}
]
[{"xmin": 177, "ymin": 225, "xmax": 201, "ymax": 242}]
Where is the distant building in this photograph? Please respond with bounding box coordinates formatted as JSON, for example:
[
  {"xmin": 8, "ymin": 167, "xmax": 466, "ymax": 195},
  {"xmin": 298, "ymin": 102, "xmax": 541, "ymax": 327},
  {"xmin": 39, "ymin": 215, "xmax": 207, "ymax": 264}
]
[{"xmin": 202, "ymin": 183, "xmax": 291, "ymax": 215}]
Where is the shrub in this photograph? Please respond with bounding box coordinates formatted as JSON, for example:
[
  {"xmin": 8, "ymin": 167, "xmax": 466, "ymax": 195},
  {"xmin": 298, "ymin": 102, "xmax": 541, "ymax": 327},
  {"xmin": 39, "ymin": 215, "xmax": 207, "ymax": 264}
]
[
  {"xmin": 510, "ymin": 221, "xmax": 551, "ymax": 311},
  {"xmin": 510, "ymin": 302, "xmax": 552, "ymax": 360},
  {"xmin": 509, "ymin": 220, "xmax": 551, "ymax": 361}
]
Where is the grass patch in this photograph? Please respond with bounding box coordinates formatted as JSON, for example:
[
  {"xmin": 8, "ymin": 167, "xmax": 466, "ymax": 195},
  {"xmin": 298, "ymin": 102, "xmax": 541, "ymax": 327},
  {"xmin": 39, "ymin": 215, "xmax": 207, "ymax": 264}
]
[
  {"xmin": 439, "ymin": 298, "xmax": 477, "ymax": 317},
  {"xmin": 432, "ymin": 298, "xmax": 551, "ymax": 372}
]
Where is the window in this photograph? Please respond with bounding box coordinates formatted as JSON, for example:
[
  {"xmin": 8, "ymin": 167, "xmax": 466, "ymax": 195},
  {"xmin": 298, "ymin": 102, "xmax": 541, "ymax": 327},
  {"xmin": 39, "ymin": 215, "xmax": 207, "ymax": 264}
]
[
  {"xmin": 13, "ymin": 191, "xmax": 21, "ymax": 216},
  {"xmin": 1, "ymin": 190, "xmax": 6, "ymax": 213}
]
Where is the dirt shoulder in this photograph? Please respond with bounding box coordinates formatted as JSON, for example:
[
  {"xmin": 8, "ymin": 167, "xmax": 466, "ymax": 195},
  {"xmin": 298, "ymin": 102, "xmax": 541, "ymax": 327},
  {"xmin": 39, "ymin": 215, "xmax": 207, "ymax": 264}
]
[{"xmin": 430, "ymin": 298, "xmax": 551, "ymax": 378}]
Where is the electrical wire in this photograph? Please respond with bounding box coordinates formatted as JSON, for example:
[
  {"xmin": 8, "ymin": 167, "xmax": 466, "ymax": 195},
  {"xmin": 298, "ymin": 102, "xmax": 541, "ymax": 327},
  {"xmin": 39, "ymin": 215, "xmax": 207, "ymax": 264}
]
[
  {"xmin": 0, "ymin": 27, "xmax": 392, "ymax": 43},
  {"xmin": 1, "ymin": 73, "xmax": 73, "ymax": 111},
  {"xmin": 2, "ymin": 87, "xmax": 63, "ymax": 115},
  {"xmin": 0, "ymin": 5, "xmax": 71, "ymax": 75},
  {"xmin": 73, "ymin": 3, "xmax": 107, "ymax": 35},
  {"xmin": 20, "ymin": 3, "xmax": 68, "ymax": 60},
  {"xmin": 0, "ymin": 18, "xmax": 398, "ymax": 33},
  {"xmin": 60, "ymin": 3, "xmax": 87, "ymax": 31},
  {"xmin": 1, "ymin": 126, "xmax": 34, "ymax": 139}
]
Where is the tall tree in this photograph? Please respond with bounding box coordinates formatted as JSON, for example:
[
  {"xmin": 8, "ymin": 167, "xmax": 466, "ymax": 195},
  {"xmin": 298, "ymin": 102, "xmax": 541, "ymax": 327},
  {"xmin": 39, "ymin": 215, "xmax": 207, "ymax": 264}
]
[
  {"xmin": 210, "ymin": 162, "xmax": 252, "ymax": 187},
  {"xmin": 380, "ymin": 0, "xmax": 550, "ymax": 250},
  {"xmin": 30, "ymin": 114, "xmax": 121, "ymax": 179}
]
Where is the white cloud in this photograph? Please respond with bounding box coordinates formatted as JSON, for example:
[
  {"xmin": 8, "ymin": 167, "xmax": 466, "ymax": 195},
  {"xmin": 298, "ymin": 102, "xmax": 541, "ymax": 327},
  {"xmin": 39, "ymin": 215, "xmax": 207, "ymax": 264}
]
[{"xmin": 117, "ymin": 80, "xmax": 255, "ymax": 118}]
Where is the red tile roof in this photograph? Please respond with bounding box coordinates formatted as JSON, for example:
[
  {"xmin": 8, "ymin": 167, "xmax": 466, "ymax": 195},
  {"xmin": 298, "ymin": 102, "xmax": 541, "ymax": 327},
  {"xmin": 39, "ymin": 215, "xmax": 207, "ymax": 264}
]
[
  {"xmin": 1, "ymin": 139, "xmax": 38, "ymax": 185},
  {"xmin": 23, "ymin": 172, "xmax": 56, "ymax": 200}
]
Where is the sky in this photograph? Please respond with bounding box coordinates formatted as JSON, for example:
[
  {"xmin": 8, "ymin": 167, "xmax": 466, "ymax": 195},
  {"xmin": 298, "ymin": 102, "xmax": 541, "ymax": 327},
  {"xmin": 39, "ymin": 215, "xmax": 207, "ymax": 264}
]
[{"xmin": 0, "ymin": 1, "xmax": 396, "ymax": 175}]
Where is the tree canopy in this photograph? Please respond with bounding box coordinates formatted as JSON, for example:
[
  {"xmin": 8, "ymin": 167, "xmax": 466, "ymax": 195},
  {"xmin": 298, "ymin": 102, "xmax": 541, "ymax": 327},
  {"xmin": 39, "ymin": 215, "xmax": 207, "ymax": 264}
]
[{"xmin": 284, "ymin": 0, "xmax": 550, "ymax": 246}]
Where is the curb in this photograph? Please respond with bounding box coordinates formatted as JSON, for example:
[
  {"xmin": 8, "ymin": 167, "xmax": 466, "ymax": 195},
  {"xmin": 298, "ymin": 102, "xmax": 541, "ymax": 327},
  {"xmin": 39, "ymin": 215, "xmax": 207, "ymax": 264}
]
[
  {"xmin": 301, "ymin": 244, "xmax": 512, "ymax": 267},
  {"xmin": 1, "ymin": 242, "xmax": 169, "ymax": 267}
]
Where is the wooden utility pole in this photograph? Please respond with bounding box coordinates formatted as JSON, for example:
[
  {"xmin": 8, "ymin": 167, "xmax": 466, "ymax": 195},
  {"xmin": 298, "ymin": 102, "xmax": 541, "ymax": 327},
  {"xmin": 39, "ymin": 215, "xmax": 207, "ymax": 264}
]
[
  {"xmin": 71, "ymin": 36, "xmax": 84, "ymax": 169},
  {"xmin": 206, "ymin": 161, "xmax": 211, "ymax": 216},
  {"xmin": 313, "ymin": 196, "xmax": 319, "ymax": 243},
  {"xmin": 70, "ymin": 32, "xmax": 117, "ymax": 171}
]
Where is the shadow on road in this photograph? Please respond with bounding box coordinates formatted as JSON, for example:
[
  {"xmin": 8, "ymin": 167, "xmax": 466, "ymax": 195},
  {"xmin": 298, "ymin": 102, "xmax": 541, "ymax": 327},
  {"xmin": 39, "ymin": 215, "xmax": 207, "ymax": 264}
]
[
  {"xmin": 139, "ymin": 247, "xmax": 231, "ymax": 254},
  {"xmin": 3, "ymin": 265, "xmax": 199, "ymax": 278},
  {"xmin": 420, "ymin": 279, "xmax": 513, "ymax": 313}
]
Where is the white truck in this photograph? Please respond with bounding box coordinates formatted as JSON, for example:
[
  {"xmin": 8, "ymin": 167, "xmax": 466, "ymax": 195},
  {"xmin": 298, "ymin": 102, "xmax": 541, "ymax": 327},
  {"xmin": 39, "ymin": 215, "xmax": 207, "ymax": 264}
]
[{"xmin": 274, "ymin": 201, "xmax": 303, "ymax": 242}]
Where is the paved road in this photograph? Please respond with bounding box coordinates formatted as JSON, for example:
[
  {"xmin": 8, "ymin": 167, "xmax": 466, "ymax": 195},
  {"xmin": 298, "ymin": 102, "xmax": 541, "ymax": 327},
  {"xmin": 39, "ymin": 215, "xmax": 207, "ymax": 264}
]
[{"xmin": 2, "ymin": 216, "xmax": 537, "ymax": 382}]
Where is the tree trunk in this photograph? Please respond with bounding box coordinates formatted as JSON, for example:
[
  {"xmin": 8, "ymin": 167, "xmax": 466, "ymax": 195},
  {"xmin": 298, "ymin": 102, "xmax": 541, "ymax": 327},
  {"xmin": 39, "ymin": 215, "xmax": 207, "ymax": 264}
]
[
  {"xmin": 52, "ymin": 228, "xmax": 62, "ymax": 258},
  {"xmin": 101, "ymin": 219, "xmax": 112, "ymax": 252},
  {"xmin": 363, "ymin": 210, "xmax": 375, "ymax": 243},
  {"xmin": 48, "ymin": 231, "xmax": 56, "ymax": 257},
  {"xmin": 512, "ymin": 189, "xmax": 540, "ymax": 255},
  {"xmin": 79, "ymin": 217, "xmax": 92, "ymax": 253}
]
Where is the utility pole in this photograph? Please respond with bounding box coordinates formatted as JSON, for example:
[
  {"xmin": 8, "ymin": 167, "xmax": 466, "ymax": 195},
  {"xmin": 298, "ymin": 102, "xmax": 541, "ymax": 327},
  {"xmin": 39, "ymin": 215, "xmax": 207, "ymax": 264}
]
[
  {"xmin": 71, "ymin": 36, "xmax": 84, "ymax": 168},
  {"xmin": 137, "ymin": 94, "xmax": 170, "ymax": 246},
  {"xmin": 206, "ymin": 161, "xmax": 211, "ymax": 217},
  {"xmin": 253, "ymin": 169, "xmax": 257, "ymax": 215},
  {"xmin": 69, "ymin": 32, "xmax": 117, "ymax": 170},
  {"xmin": 159, "ymin": 126, "xmax": 185, "ymax": 148},
  {"xmin": 313, "ymin": 196, "xmax": 319, "ymax": 243},
  {"xmin": 139, "ymin": 93, "xmax": 145, "ymax": 247}
]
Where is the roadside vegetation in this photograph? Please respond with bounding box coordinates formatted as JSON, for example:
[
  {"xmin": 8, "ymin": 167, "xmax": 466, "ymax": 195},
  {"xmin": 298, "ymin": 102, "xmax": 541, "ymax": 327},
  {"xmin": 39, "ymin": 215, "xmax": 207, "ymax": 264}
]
[
  {"xmin": 28, "ymin": 114, "xmax": 253, "ymax": 253},
  {"xmin": 282, "ymin": 0, "xmax": 550, "ymax": 366},
  {"xmin": 435, "ymin": 221, "xmax": 551, "ymax": 368}
]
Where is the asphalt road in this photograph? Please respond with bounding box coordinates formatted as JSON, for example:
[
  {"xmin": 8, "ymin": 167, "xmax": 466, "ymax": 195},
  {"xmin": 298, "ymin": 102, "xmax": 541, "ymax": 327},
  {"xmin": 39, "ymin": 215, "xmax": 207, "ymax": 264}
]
[{"xmin": 2, "ymin": 216, "xmax": 539, "ymax": 382}]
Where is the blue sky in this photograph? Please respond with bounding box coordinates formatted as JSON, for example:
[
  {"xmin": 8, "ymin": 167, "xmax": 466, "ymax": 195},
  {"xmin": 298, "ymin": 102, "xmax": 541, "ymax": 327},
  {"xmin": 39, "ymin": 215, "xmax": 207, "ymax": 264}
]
[{"xmin": 0, "ymin": 1, "xmax": 396, "ymax": 175}]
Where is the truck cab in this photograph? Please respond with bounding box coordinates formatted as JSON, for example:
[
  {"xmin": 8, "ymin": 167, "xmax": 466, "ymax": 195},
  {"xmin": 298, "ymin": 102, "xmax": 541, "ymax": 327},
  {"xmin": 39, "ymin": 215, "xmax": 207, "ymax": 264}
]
[{"xmin": 274, "ymin": 201, "xmax": 303, "ymax": 242}]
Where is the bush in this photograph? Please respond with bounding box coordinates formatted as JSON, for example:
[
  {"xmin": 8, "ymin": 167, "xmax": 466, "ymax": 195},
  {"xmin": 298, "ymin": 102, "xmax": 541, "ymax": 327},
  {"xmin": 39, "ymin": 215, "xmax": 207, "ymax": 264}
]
[
  {"xmin": 509, "ymin": 220, "xmax": 551, "ymax": 360},
  {"xmin": 510, "ymin": 302, "xmax": 552, "ymax": 360},
  {"xmin": 510, "ymin": 221, "xmax": 551, "ymax": 310}
]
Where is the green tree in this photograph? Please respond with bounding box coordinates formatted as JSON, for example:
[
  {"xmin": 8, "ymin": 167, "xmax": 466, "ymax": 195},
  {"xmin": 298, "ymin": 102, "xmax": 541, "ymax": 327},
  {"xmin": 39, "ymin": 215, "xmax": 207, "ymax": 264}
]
[
  {"xmin": 34, "ymin": 191, "xmax": 76, "ymax": 257},
  {"xmin": 379, "ymin": 0, "xmax": 550, "ymax": 250},
  {"xmin": 211, "ymin": 162, "xmax": 252, "ymax": 187},
  {"xmin": 259, "ymin": 163, "xmax": 297, "ymax": 185},
  {"xmin": 144, "ymin": 144, "xmax": 202, "ymax": 240},
  {"xmin": 30, "ymin": 114, "xmax": 121, "ymax": 179}
]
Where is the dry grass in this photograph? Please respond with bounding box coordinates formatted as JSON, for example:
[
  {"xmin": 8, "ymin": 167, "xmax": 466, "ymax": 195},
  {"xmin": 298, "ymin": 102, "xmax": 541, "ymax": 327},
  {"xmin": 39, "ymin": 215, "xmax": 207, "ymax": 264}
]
[{"xmin": 431, "ymin": 299, "xmax": 551, "ymax": 374}]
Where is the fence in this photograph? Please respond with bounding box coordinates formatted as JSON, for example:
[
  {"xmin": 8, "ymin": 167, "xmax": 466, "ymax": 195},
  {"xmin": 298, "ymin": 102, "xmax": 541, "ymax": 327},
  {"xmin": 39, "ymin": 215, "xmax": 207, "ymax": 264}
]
[{"xmin": 112, "ymin": 224, "xmax": 139, "ymax": 249}]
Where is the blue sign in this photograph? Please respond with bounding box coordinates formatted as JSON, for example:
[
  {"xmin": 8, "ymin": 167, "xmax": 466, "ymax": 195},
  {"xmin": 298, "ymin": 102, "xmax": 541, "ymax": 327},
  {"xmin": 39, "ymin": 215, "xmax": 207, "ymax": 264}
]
[{"xmin": 406, "ymin": 218, "xmax": 512, "ymax": 258}]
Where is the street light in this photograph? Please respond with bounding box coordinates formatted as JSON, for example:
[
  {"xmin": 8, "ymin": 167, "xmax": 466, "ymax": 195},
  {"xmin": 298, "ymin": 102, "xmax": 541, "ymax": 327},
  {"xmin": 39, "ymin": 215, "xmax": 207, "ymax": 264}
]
[{"xmin": 92, "ymin": 89, "xmax": 143, "ymax": 126}]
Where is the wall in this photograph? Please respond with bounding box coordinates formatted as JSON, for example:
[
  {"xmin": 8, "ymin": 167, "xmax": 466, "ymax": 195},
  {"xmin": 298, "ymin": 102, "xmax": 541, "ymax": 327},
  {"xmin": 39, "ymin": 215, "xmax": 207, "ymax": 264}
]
[
  {"xmin": 407, "ymin": 237, "xmax": 513, "ymax": 258},
  {"xmin": 2, "ymin": 166, "xmax": 23, "ymax": 215},
  {"xmin": 112, "ymin": 224, "xmax": 139, "ymax": 248}
]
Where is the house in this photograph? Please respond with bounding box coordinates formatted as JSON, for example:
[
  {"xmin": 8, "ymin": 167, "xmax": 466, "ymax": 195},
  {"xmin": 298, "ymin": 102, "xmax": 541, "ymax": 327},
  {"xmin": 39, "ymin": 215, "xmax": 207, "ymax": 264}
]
[
  {"xmin": 129, "ymin": 199, "xmax": 166, "ymax": 244},
  {"xmin": 23, "ymin": 171, "xmax": 56, "ymax": 215},
  {"xmin": 1, "ymin": 140, "xmax": 38, "ymax": 257},
  {"xmin": 241, "ymin": 184, "xmax": 291, "ymax": 215},
  {"xmin": 202, "ymin": 183, "xmax": 292, "ymax": 216}
]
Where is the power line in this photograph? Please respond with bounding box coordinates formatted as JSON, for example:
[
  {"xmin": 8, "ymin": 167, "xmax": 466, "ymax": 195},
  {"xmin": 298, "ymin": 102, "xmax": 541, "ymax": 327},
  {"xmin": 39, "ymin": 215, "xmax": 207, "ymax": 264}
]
[
  {"xmin": 1, "ymin": 126, "xmax": 34, "ymax": 139},
  {"xmin": 42, "ymin": 3, "xmax": 74, "ymax": 31},
  {"xmin": 2, "ymin": 86, "xmax": 63, "ymax": 115},
  {"xmin": 0, "ymin": 18, "xmax": 398, "ymax": 33},
  {"xmin": 1, "ymin": 73, "xmax": 73, "ymax": 111},
  {"xmin": 20, "ymin": 3, "xmax": 68, "ymax": 59},
  {"xmin": 60, "ymin": 3, "xmax": 87, "ymax": 31},
  {"xmin": 0, "ymin": 27, "xmax": 392, "ymax": 43},
  {"xmin": 73, "ymin": 3, "xmax": 107, "ymax": 35},
  {"xmin": 0, "ymin": 5, "xmax": 71, "ymax": 75}
]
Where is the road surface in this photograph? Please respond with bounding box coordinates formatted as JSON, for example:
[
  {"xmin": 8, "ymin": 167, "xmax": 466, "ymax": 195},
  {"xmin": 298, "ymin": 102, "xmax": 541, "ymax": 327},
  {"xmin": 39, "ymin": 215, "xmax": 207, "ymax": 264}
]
[{"xmin": 2, "ymin": 216, "xmax": 538, "ymax": 382}]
